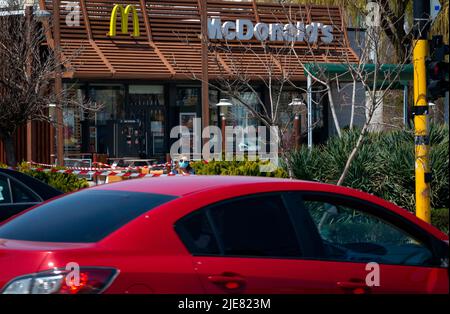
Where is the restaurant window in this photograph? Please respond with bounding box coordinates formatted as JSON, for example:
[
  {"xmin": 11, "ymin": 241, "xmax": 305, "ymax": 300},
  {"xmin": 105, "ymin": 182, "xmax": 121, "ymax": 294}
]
[
  {"xmin": 217, "ymin": 91, "xmax": 261, "ymax": 129},
  {"xmin": 230, "ymin": 92, "xmax": 260, "ymax": 129},
  {"xmin": 218, "ymin": 91, "xmax": 261, "ymax": 151},
  {"xmin": 88, "ymin": 84, "xmax": 125, "ymax": 125},
  {"xmin": 175, "ymin": 87, "xmax": 200, "ymax": 158},
  {"xmin": 87, "ymin": 84, "xmax": 125, "ymax": 155},
  {"xmin": 62, "ymin": 84, "xmax": 86, "ymax": 155},
  {"xmin": 312, "ymin": 89, "xmax": 324, "ymax": 128},
  {"xmin": 174, "ymin": 87, "xmax": 219, "ymax": 127},
  {"xmin": 209, "ymin": 89, "xmax": 219, "ymax": 128},
  {"xmin": 176, "ymin": 87, "xmax": 199, "ymax": 108},
  {"xmin": 129, "ymin": 85, "xmax": 165, "ymax": 107},
  {"xmin": 176, "ymin": 87, "xmax": 200, "ymax": 133},
  {"xmin": 279, "ymin": 90, "xmax": 305, "ymax": 127}
]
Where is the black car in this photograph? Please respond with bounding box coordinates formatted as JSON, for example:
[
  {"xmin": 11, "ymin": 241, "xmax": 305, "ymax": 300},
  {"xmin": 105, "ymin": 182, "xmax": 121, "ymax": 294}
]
[{"xmin": 0, "ymin": 169, "xmax": 63, "ymax": 222}]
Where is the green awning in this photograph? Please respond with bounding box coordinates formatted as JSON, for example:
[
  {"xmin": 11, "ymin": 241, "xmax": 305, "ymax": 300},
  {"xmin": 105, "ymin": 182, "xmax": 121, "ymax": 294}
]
[{"xmin": 303, "ymin": 63, "xmax": 413, "ymax": 89}]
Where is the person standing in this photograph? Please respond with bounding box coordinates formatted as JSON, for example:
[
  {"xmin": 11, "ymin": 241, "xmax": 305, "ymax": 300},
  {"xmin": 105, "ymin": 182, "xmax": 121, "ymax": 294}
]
[{"xmin": 171, "ymin": 155, "xmax": 195, "ymax": 175}]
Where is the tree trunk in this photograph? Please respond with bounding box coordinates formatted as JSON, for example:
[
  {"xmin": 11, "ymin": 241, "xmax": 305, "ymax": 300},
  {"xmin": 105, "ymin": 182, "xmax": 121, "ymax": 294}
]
[
  {"xmin": 336, "ymin": 124, "xmax": 368, "ymax": 186},
  {"xmin": 349, "ymin": 80, "xmax": 357, "ymax": 130},
  {"xmin": 0, "ymin": 134, "xmax": 17, "ymax": 167},
  {"xmin": 327, "ymin": 83, "xmax": 342, "ymax": 138}
]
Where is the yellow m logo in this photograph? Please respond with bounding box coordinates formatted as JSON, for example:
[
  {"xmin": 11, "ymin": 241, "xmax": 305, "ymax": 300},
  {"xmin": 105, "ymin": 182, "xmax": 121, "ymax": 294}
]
[{"xmin": 108, "ymin": 4, "xmax": 140, "ymax": 37}]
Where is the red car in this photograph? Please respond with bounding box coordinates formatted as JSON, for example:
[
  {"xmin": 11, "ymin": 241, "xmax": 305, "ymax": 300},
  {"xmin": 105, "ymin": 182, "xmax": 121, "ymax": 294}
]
[{"xmin": 0, "ymin": 176, "xmax": 448, "ymax": 294}]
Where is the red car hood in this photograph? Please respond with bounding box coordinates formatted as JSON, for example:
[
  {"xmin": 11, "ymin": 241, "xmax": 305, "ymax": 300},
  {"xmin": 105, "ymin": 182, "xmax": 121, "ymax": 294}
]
[{"xmin": 0, "ymin": 239, "xmax": 94, "ymax": 291}]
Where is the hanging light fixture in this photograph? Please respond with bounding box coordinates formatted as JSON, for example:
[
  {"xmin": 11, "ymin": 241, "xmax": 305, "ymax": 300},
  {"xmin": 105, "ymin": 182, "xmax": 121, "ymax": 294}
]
[
  {"xmin": 288, "ymin": 98, "xmax": 306, "ymax": 107},
  {"xmin": 215, "ymin": 99, "xmax": 233, "ymax": 107}
]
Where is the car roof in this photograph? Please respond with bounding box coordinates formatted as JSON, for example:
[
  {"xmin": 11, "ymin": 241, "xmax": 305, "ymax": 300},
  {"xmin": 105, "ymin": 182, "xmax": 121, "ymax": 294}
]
[
  {"xmin": 94, "ymin": 175, "xmax": 314, "ymax": 196},
  {"xmin": 94, "ymin": 175, "xmax": 449, "ymax": 241}
]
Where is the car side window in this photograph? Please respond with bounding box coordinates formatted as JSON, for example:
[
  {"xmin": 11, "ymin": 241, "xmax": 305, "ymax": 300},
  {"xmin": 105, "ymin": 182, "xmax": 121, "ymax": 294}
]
[
  {"xmin": 209, "ymin": 195, "xmax": 301, "ymax": 258},
  {"xmin": 175, "ymin": 195, "xmax": 302, "ymax": 258},
  {"xmin": 10, "ymin": 180, "xmax": 39, "ymax": 203},
  {"xmin": 303, "ymin": 195, "xmax": 437, "ymax": 267},
  {"xmin": 0, "ymin": 176, "xmax": 12, "ymax": 204},
  {"xmin": 175, "ymin": 210, "xmax": 220, "ymax": 255}
]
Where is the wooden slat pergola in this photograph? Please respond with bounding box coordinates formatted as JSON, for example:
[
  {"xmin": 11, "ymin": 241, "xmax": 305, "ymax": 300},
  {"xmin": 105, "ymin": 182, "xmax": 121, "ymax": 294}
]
[{"xmin": 39, "ymin": 0, "xmax": 359, "ymax": 81}]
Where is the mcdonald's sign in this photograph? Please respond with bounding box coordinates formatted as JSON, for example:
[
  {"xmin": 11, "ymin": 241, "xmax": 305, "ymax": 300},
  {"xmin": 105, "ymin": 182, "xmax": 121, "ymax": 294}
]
[{"xmin": 108, "ymin": 4, "xmax": 140, "ymax": 37}]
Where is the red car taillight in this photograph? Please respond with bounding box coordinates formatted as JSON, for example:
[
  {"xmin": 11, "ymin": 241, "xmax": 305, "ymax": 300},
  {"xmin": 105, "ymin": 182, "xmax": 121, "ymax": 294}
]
[{"xmin": 1, "ymin": 268, "xmax": 118, "ymax": 294}]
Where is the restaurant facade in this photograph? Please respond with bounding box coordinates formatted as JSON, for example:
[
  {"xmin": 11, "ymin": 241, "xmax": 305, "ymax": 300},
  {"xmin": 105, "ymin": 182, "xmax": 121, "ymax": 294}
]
[{"xmin": 1, "ymin": 0, "xmax": 360, "ymax": 164}]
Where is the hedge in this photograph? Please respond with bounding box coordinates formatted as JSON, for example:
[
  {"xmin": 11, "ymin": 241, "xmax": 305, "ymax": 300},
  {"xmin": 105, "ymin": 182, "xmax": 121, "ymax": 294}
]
[
  {"xmin": 0, "ymin": 162, "xmax": 88, "ymax": 193},
  {"xmin": 192, "ymin": 158, "xmax": 288, "ymax": 178}
]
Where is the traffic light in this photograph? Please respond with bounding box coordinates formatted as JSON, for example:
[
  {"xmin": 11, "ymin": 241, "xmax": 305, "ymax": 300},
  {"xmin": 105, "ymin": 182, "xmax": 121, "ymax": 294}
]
[{"xmin": 426, "ymin": 35, "xmax": 449, "ymax": 101}]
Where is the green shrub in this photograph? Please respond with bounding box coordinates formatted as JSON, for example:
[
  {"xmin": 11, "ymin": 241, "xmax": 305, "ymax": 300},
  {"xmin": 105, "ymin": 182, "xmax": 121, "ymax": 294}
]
[
  {"xmin": 431, "ymin": 208, "xmax": 449, "ymax": 234},
  {"xmin": 192, "ymin": 159, "xmax": 288, "ymax": 178}
]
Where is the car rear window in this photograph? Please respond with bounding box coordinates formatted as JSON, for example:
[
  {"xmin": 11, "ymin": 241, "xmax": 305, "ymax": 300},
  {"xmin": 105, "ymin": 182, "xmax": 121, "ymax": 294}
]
[{"xmin": 0, "ymin": 190, "xmax": 175, "ymax": 243}]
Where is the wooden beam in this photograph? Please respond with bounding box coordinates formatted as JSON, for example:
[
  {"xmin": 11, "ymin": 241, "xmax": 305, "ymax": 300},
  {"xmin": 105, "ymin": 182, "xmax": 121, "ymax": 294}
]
[
  {"xmin": 79, "ymin": 0, "xmax": 116, "ymax": 75},
  {"xmin": 38, "ymin": 0, "xmax": 53, "ymax": 42},
  {"xmin": 153, "ymin": 47, "xmax": 176, "ymax": 76},
  {"xmin": 199, "ymin": 0, "xmax": 210, "ymax": 130},
  {"xmin": 62, "ymin": 71, "xmax": 76, "ymax": 78},
  {"xmin": 214, "ymin": 51, "xmax": 232, "ymax": 75},
  {"xmin": 90, "ymin": 40, "xmax": 116, "ymax": 74},
  {"xmin": 139, "ymin": 0, "xmax": 153, "ymax": 42},
  {"xmin": 39, "ymin": 0, "xmax": 74, "ymax": 74},
  {"xmin": 79, "ymin": 0, "xmax": 93, "ymax": 41},
  {"xmin": 269, "ymin": 51, "xmax": 284, "ymax": 74},
  {"xmin": 252, "ymin": 0, "xmax": 260, "ymax": 23},
  {"xmin": 340, "ymin": 6, "xmax": 359, "ymax": 61},
  {"xmin": 52, "ymin": 0, "xmax": 64, "ymax": 166},
  {"xmin": 139, "ymin": 0, "xmax": 176, "ymax": 75},
  {"xmin": 25, "ymin": 6, "xmax": 34, "ymax": 163}
]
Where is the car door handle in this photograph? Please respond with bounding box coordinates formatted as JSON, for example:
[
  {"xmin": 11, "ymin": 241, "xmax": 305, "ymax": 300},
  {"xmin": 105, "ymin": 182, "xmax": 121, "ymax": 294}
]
[
  {"xmin": 337, "ymin": 281, "xmax": 370, "ymax": 294},
  {"xmin": 207, "ymin": 274, "xmax": 246, "ymax": 289}
]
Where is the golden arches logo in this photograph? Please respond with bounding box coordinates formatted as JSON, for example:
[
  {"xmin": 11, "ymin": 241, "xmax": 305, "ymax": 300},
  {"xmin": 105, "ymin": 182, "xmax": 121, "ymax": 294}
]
[{"xmin": 108, "ymin": 4, "xmax": 140, "ymax": 37}]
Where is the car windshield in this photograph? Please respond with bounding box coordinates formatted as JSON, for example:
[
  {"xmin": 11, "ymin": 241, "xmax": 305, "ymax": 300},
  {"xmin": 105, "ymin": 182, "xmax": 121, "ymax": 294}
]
[{"xmin": 0, "ymin": 190, "xmax": 175, "ymax": 243}]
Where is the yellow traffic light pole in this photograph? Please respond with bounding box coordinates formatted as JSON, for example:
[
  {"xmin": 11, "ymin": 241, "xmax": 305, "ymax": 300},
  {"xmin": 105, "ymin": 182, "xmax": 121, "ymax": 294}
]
[
  {"xmin": 413, "ymin": 40, "xmax": 431, "ymax": 223},
  {"xmin": 413, "ymin": 0, "xmax": 431, "ymax": 223}
]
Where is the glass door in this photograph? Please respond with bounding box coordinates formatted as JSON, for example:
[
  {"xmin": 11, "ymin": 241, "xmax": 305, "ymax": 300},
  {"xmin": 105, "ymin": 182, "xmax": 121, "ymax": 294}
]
[
  {"xmin": 87, "ymin": 84, "xmax": 125, "ymax": 157},
  {"xmin": 123, "ymin": 85, "xmax": 165, "ymax": 158}
]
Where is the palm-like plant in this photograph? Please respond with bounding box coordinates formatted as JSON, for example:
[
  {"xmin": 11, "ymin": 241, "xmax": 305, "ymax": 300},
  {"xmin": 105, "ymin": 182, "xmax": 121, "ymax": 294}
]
[
  {"xmin": 431, "ymin": 0, "xmax": 449, "ymax": 44},
  {"xmin": 286, "ymin": 125, "xmax": 449, "ymax": 213}
]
